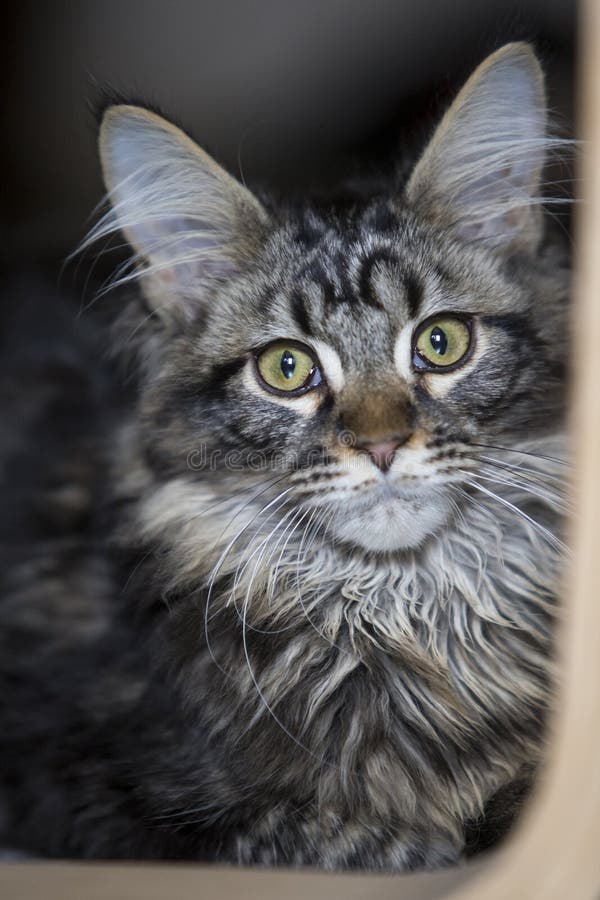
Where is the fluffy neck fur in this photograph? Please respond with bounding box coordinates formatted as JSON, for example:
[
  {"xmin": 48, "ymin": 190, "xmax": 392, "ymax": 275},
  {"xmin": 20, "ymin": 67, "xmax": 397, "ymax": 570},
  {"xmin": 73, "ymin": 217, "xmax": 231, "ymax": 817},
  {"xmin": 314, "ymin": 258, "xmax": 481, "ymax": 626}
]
[{"xmin": 108, "ymin": 422, "xmax": 565, "ymax": 868}]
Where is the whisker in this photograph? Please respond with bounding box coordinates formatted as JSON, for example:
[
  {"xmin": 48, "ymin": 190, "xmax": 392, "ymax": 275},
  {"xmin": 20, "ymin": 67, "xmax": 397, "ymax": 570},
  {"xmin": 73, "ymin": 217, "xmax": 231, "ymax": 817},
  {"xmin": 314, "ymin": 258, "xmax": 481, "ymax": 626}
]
[
  {"xmin": 229, "ymin": 507, "xmax": 309, "ymax": 636},
  {"xmin": 202, "ymin": 486, "xmax": 294, "ymax": 676},
  {"xmin": 264, "ymin": 508, "xmax": 312, "ymax": 612},
  {"xmin": 290, "ymin": 507, "xmax": 357, "ymax": 656},
  {"xmin": 467, "ymin": 441, "xmax": 569, "ymax": 467},
  {"xmin": 462, "ymin": 477, "xmax": 569, "ymax": 556},
  {"xmin": 451, "ymin": 484, "xmax": 506, "ymax": 539},
  {"xmin": 468, "ymin": 453, "xmax": 568, "ymax": 488},
  {"xmin": 470, "ymin": 470, "xmax": 571, "ymax": 515},
  {"xmin": 204, "ymin": 485, "xmax": 294, "ymax": 596},
  {"xmin": 239, "ymin": 533, "xmax": 329, "ymax": 767},
  {"xmin": 203, "ymin": 471, "xmax": 292, "ymax": 555}
]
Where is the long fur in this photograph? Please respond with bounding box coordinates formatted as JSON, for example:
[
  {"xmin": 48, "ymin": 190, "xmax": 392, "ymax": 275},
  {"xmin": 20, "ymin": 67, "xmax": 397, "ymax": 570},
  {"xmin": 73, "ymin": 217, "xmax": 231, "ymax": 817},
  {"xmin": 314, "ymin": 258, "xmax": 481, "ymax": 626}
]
[{"xmin": 0, "ymin": 43, "xmax": 572, "ymax": 870}]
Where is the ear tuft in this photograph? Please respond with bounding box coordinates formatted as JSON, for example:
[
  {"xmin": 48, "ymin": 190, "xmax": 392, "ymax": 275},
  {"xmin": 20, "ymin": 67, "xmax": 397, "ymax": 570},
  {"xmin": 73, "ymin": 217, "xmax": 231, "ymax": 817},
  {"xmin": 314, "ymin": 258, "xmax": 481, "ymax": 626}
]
[
  {"xmin": 90, "ymin": 105, "xmax": 270, "ymax": 323},
  {"xmin": 406, "ymin": 43, "xmax": 555, "ymax": 255}
]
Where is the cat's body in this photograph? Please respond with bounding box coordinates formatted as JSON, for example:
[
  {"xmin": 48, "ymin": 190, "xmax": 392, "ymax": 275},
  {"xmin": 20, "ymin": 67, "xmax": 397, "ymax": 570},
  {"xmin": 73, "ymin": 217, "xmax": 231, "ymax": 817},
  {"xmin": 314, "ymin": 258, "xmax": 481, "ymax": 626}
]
[{"xmin": 0, "ymin": 44, "xmax": 570, "ymax": 869}]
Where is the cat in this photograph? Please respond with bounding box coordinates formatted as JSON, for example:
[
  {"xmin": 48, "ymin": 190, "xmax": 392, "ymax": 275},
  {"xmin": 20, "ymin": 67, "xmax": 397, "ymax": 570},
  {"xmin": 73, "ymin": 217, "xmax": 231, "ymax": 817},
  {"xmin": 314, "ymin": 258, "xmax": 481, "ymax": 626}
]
[{"xmin": 0, "ymin": 42, "xmax": 571, "ymax": 870}]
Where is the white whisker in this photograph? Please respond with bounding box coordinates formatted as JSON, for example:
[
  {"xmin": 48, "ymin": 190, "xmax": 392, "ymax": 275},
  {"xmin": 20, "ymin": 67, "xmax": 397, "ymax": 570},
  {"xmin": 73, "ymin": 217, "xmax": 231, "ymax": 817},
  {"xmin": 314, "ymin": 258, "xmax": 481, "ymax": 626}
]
[{"xmin": 462, "ymin": 476, "xmax": 569, "ymax": 556}]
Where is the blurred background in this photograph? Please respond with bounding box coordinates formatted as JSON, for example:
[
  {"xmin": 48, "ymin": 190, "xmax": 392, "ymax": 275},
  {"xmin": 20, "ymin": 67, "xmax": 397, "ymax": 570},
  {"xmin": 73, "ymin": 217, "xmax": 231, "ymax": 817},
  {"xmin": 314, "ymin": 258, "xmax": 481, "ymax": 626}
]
[{"xmin": 2, "ymin": 0, "xmax": 576, "ymax": 286}]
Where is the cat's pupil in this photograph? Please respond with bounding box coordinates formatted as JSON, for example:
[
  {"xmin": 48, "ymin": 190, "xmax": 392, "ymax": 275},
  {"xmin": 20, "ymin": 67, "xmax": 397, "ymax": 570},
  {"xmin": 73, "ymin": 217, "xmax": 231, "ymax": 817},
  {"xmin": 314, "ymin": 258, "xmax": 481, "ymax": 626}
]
[
  {"xmin": 281, "ymin": 350, "xmax": 296, "ymax": 379},
  {"xmin": 430, "ymin": 327, "xmax": 448, "ymax": 355}
]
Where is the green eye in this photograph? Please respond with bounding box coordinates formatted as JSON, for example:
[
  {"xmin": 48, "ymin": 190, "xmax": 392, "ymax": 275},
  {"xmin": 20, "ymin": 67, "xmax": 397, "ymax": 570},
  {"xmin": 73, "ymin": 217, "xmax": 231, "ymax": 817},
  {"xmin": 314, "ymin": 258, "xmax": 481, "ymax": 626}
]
[
  {"xmin": 413, "ymin": 316, "xmax": 473, "ymax": 371},
  {"xmin": 256, "ymin": 342, "xmax": 321, "ymax": 394}
]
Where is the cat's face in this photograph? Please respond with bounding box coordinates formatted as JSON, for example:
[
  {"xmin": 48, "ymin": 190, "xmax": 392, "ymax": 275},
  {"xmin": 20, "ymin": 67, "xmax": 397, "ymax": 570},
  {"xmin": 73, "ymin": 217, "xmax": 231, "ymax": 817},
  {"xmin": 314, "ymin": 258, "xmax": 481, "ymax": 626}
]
[
  {"xmin": 94, "ymin": 43, "xmax": 568, "ymax": 554},
  {"xmin": 137, "ymin": 206, "xmax": 566, "ymax": 553}
]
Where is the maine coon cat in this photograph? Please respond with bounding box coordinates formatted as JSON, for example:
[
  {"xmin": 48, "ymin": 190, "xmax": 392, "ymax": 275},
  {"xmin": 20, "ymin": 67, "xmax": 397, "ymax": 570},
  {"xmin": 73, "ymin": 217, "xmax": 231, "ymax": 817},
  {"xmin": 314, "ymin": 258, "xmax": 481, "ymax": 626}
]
[{"xmin": 0, "ymin": 43, "xmax": 570, "ymax": 869}]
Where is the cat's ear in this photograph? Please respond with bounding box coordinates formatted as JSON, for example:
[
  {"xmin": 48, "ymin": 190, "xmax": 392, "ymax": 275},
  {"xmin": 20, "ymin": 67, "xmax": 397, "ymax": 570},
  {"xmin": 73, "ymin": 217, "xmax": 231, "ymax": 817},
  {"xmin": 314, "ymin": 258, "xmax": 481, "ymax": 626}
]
[
  {"xmin": 98, "ymin": 106, "xmax": 270, "ymax": 323},
  {"xmin": 405, "ymin": 43, "xmax": 548, "ymax": 254}
]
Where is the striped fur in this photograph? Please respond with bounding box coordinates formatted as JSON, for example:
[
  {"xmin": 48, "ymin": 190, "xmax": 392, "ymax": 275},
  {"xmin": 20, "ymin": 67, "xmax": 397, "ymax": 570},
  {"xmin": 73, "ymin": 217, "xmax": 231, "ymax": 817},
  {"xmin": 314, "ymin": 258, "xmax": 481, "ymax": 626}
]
[{"xmin": 0, "ymin": 43, "xmax": 571, "ymax": 869}]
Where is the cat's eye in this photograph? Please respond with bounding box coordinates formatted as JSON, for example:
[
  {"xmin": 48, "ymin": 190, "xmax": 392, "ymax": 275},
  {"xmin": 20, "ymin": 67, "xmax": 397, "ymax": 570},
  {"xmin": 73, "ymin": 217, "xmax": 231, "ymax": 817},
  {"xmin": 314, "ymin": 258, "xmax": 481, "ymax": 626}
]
[
  {"xmin": 412, "ymin": 315, "xmax": 473, "ymax": 372},
  {"xmin": 255, "ymin": 341, "xmax": 322, "ymax": 395}
]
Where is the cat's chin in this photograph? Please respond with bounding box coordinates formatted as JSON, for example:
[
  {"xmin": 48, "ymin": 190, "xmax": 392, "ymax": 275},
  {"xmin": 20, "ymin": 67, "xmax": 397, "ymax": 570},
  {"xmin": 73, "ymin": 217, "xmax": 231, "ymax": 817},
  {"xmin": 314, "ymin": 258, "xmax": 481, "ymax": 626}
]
[{"xmin": 327, "ymin": 490, "xmax": 452, "ymax": 553}]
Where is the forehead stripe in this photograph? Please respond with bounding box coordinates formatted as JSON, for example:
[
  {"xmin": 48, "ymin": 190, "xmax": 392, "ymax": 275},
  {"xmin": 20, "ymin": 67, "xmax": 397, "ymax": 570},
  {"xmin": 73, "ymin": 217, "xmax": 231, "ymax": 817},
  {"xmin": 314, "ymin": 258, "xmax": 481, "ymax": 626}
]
[
  {"xmin": 291, "ymin": 290, "xmax": 314, "ymax": 336},
  {"xmin": 358, "ymin": 248, "xmax": 392, "ymax": 311},
  {"xmin": 304, "ymin": 259, "xmax": 340, "ymax": 310},
  {"xmin": 403, "ymin": 272, "xmax": 424, "ymax": 319}
]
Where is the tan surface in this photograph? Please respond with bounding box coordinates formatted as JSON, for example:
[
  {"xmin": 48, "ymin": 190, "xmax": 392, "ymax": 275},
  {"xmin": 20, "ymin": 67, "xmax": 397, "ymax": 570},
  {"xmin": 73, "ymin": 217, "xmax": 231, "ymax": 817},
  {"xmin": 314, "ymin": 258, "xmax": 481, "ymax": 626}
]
[{"xmin": 0, "ymin": 859, "xmax": 485, "ymax": 900}]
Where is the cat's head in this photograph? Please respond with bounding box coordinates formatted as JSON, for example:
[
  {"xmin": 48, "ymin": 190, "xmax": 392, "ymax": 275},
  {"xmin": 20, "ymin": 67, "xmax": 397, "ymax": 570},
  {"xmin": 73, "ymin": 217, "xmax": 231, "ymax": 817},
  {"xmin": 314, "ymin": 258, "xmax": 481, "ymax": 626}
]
[{"xmin": 94, "ymin": 43, "xmax": 569, "ymax": 555}]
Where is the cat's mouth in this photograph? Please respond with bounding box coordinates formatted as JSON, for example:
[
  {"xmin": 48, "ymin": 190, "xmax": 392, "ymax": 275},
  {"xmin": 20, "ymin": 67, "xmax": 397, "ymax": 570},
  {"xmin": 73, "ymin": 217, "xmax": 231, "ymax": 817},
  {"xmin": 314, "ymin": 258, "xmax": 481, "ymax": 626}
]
[{"xmin": 321, "ymin": 480, "xmax": 454, "ymax": 553}]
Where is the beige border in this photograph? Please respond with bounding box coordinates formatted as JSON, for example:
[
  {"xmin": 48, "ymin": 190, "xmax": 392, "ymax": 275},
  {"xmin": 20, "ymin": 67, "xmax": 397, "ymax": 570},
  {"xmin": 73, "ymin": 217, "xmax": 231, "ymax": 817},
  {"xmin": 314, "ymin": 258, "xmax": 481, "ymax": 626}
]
[
  {"xmin": 2, "ymin": 2, "xmax": 598, "ymax": 896},
  {"xmin": 0, "ymin": 859, "xmax": 485, "ymax": 900}
]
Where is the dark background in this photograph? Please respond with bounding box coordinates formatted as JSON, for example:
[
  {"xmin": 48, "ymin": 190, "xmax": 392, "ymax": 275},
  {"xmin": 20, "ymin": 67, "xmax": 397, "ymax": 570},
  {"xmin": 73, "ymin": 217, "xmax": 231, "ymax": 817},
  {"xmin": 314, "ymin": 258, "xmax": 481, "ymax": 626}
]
[{"xmin": 2, "ymin": 0, "xmax": 577, "ymax": 285}]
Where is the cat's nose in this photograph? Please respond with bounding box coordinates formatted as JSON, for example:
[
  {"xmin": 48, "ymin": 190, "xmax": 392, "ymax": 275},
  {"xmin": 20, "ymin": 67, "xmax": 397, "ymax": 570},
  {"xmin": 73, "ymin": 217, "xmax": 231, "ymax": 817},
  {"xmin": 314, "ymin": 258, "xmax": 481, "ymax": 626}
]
[{"xmin": 357, "ymin": 434, "xmax": 411, "ymax": 473}]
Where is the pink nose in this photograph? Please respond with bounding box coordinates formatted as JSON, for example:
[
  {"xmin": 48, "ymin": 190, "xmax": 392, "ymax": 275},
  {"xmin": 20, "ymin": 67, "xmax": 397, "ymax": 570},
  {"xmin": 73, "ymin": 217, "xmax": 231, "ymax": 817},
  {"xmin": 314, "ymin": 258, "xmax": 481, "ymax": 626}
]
[{"xmin": 358, "ymin": 436, "xmax": 410, "ymax": 473}]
